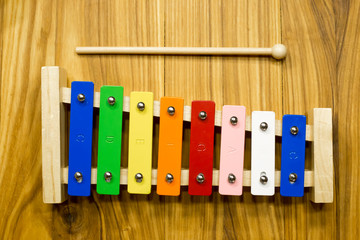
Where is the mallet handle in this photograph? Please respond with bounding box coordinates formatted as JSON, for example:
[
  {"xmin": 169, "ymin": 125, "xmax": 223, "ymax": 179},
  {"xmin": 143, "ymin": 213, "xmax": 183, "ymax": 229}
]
[{"xmin": 76, "ymin": 44, "xmax": 287, "ymax": 59}]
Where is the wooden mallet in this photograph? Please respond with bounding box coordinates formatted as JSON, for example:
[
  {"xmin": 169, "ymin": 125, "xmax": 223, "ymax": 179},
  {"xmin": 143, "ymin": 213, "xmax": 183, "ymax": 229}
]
[{"xmin": 76, "ymin": 44, "xmax": 287, "ymax": 59}]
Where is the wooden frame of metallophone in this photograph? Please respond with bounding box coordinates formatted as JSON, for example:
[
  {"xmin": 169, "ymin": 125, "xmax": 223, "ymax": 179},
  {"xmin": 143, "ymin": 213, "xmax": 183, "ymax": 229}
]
[{"xmin": 41, "ymin": 66, "xmax": 334, "ymax": 204}]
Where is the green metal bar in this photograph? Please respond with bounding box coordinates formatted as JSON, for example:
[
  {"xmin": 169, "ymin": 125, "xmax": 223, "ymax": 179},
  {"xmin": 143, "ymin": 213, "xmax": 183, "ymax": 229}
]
[{"xmin": 96, "ymin": 86, "xmax": 124, "ymax": 195}]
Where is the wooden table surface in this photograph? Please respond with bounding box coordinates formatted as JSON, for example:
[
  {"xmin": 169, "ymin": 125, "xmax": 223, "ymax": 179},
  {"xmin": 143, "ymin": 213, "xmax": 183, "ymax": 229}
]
[{"xmin": 0, "ymin": 0, "xmax": 358, "ymax": 239}]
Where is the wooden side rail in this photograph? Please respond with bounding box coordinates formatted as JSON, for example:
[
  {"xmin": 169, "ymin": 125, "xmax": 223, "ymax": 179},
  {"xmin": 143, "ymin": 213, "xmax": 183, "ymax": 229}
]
[
  {"xmin": 311, "ymin": 108, "xmax": 333, "ymax": 203},
  {"xmin": 41, "ymin": 66, "xmax": 333, "ymax": 204},
  {"xmin": 41, "ymin": 67, "xmax": 68, "ymax": 203}
]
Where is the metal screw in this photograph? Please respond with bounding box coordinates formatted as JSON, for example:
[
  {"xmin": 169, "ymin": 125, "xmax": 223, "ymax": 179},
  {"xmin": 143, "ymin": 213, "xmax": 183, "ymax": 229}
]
[
  {"xmin": 196, "ymin": 173, "xmax": 205, "ymax": 183},
  {"xmin": 199, "ymin": 111, "xmax": 207, "ymax": 120},
  {"xmin": 290, "ymin": 126, "xmax": 299, "ymax": 135},
  {"xmin": 228, "ymin": 173, "xmax": 236, "ymax": 183},
  {"xmin": 289, "ymin": 173, "xmax": 297, "ymax": 183},
  {"xmin": 104, "ymin": 171, "xmax": 112, "ymax": 183},
  {"xmin": 165, "ymin": 173, "xmax": 174, "ymax": 183},
  {"xmin": 108, "ymin": 96, "xmax": 116, "ymax": 105},
  {"xmin": 167, "ymin": 106, "xmax": 175, "ymax": 116},
  {"xmin": 74, "ymin": 172, "xmax": 83, "ymax": 183},
  {"xmin": 137, "ymin": 102, "xmax": 145, "ymax": 111},
  {"xmin": 260, "ymin": 172, "xmax": 268, "ymax": 184},
  {"xmin": 260, "ymin": 122, "xmax": 268, "ymax": 131},
  {"xmin": 135, "ymin": 173, "xmax": 143, "ymax": 183},
  {"xmin": 77, "ymin": 94, "xmax": 85, "ymax": 102},
  {"xmin": 230, "ymin": 116, "xmax": 238, "ymax": 125}
]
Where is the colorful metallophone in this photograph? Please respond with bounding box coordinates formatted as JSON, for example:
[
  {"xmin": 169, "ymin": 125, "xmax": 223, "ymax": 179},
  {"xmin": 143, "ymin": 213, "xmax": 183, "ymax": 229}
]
[{"xmin": 41, "ymin": 67, "xmax": 334, "ymax": 204}]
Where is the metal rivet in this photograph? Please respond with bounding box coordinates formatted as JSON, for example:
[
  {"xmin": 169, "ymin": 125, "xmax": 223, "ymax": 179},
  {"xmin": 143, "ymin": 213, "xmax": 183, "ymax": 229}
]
[
  {"xmin": 104, "ymin": 171, "xmax": 112, "ymax": 182},
  {"xmin": 135, "ymin": 173, "xmax": 143, "ymax": 183},
  {"xmin": 260, "ymin": 172, "xmax": 268, "ymax": 185},
  {"xmin": 74, "ymin": 172, "xmax": 83, "ymax": 183},
  {"xmin": 165, "ymin": 173, "xmax": 174, "ymax": 183},
  {"xmin": 77, "ymin": 94, "xmax": 85, "ymax": 102},
  {"xmin": 137, "ymin": 102, "xmax": 145, "ymax": 111},
  {"xmin": 290, "ymin": 126, "xmax": 299, "ymax": 135},
  {"xmin": 196, "ymin": 173, "xmax": 205, "ymax": 183},
  {"xmin": 228, "ymin": 173, "xmax": 236, "ymax": 183},
  {"xmin": 260, "ymin": 122, "xmax": 268, "ymax": 131},
  {"xmin": 108, "ymin": 96, "xmax": 116, "ymax": 105},
  {"xmin": 167, "ymin": 106, "xmax": 175, "ymax": 116},
  {"xmin": 199, "ymin": 111, "xmax": 207, "ymax": 120},
  {"xmin": 230, "ymin": 116, "xmax": 238, "ymax": 125},
  {"xmin": 289, "ymin": 173, "xmax": 297, "ymax": 183}
]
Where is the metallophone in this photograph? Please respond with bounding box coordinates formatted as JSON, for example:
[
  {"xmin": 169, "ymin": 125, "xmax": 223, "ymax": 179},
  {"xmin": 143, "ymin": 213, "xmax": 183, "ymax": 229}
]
[{"xmin": 41, "ymin": 45, "xmax": 333, "ymax": 204}]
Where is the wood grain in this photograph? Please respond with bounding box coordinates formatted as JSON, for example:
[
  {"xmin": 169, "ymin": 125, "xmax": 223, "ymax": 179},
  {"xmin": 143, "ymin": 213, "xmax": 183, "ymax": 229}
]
[
  {"xmin": 55, "ymin": 0, "xmax": 165, "ymax": 238},
  {"xmin": 0, "ymin": 0, "xmax": 2, "ymax": 120},
  {"xmin": 163, "ymin": 0, "xmax": 285, "ymax": 239},
  {"xmin": 0, "ymin": 0, "xmax": 59, "ymax": 239},
  {"xmin": 0, "ymin": 0, "xmax": 357, "ymax": 239},
  {"xmin": 281, "ymin": 0, "xmax": 336, "ymax": 238},
  {"xmin": 336, "ymin": 0, "xmax": 360, "ymax": 239},
  {"xmin": 163, "ymin": 1, "xmax": 224, "ymax": 238}
]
